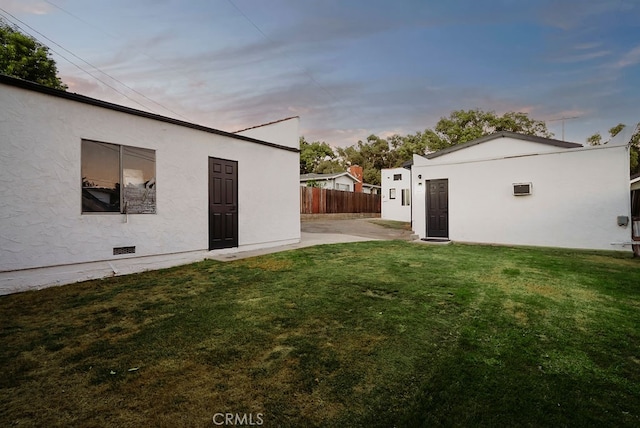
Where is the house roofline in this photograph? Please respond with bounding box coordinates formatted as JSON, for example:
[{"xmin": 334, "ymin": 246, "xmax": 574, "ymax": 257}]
[
  {"xmin": 425, "ymin": 131, "xmax": 582, "ymax": 159},
  {"xmin": 233, "ymin": 116, "xmax": 299, "ymax": 133},
  {"xmin": 0, "ymin": 74, "xmax": 299, "ymax": 153}
]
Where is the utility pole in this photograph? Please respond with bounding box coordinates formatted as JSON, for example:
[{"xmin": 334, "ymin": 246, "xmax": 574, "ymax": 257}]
[{"xmin": 546, "ymin": 116, "xmax": 580, "ymax": 141}]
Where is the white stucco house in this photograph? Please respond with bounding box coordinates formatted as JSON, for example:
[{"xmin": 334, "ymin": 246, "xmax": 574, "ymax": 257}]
[
  {"xmin": 0, "ymin": 75, "xmax": 301, "ymax": 294},
  {"xmin": 300, "ymin": 172, "xmax": 360, "ymax": 191},
  {"xmin": 407, "ymin": 131, "xmax": 633, "ymax": 251},
  {"xmin": 381, "ymin": 167, "xmax": 412, "ymax": 222}
]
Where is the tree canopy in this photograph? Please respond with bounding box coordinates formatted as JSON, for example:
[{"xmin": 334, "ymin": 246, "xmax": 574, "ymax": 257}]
[
  {"xmin": 0, "ymin": 20, "xmax": 67, "ymax": 90},
  {"xmin": 299, "ymin": 137, "xmax": 337, "ymax": 174},
  {"xmin": 300, "ymin": 109, "xmax": 552, "ymax": 185},
  {"xmin": 433, "ymin": 109, "xmax": 551, "ymax": 148}
]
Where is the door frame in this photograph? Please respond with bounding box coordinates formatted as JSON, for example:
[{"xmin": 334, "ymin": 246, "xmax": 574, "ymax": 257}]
[
  {"xmin": 208, "ymin": 157, "xmax": 238, "ymax": 250},
  {"xmin": 425, "ymin": 178, "xmax": 449, "ymax": 239}
]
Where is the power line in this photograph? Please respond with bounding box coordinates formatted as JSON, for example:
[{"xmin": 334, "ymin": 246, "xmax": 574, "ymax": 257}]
[
  {"xmin": 225, "ymin": 0, "xmax": 366, "ymax": 126},
  {"xmin": 43, "ymin": 0, "xmax": 179, "ymax": 77},
  {"xmin": 0, "ymin": 8, "xmax": 191, "ymax": 121},
  {"xmin": 0, "ymin": 9, "xmax": 152, "ymax": 112}
]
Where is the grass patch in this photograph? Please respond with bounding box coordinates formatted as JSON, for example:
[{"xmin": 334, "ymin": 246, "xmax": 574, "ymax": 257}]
[{"xmin": 1, "ymin": 242, "xmax": 640, "ymax": 426}]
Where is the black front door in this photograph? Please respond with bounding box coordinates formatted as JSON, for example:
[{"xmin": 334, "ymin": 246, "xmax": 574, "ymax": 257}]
[
  {"xmin": 209, "ymin": 157, "xmax": 238, "ymax": 250},
  {"xmin": 426, "ymin": 179, "xmax": 448, "ymax": 238}
]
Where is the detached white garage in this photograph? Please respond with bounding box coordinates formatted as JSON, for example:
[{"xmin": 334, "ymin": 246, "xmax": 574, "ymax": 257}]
[
  {"xmin": 0, "ymin": 75, "xmax": 300, "ymax": 294},
  {"xmin": 410, "ymin": 132, "xmax": 633, "ymax": 251}
]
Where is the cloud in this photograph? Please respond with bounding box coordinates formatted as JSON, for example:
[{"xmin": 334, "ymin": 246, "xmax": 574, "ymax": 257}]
[
  {"xmin": 0, "ymin": 0, "xmax": 53, "ymax": 15},
  {"xmin": 615, "ymin": 45, "xmax": 640, "ymax": 69},
  {"xmin": 554, "ymin": 50, "xmax": 611, "ymax": 63},
  {"xmin": 42, "ymin": 0, "xmax": 640, "ymax": 151},
  {"xmin": 538, "ymin": 0, "xmax": 632, "ymax": 30},
  {"xmin": 573, "ymin": 42, "xmax": 603, "ymax": 50}
]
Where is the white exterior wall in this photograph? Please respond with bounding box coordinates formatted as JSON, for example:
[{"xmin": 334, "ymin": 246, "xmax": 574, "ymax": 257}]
[
  {"xmin": 411, "ymin": 143, "xmax": 632, "ymax": 251},
  {"xmin": 381, "ymin": 168, "xmax": 412, "ymax": 222},
  {"xmin": 235, "ymin": 117, "xmax": 299, "ymax": 150},
  {"xmin": 0, "ymin": 83, "xmax": 300, "ymax": 294}
]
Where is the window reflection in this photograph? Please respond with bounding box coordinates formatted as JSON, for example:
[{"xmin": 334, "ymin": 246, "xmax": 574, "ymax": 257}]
[{"xmin": 81, "ymin": 140, "xmax": 156, "ymax": 214}]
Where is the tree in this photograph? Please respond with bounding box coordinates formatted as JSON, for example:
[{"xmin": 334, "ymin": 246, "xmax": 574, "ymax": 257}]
[
  {"xmin": 587, "ymin": 123, "xmax": 640, "ymax": 175},
  {"xmin": 299, "ymin": 137, "xmax": 336, "ymax": 174},
  {"xmin": 386, "ymin": 129, "xmax": 451, "ymax": 161},
  {"xmin": 587, "ymin": 133, "xmax": 602, "ymax": 146},
  {"xmin": 432, "ymin": 109, "xmax": 552, "ymax": 149},
  {"xmin": 336, "ymin": 135, "xmax": 399, "ymax": 185},
  {"xmin": 315, "ymin": 159, "xmax": 344, "ymax": 174},
  {"xmin": 300, "ymin": 109, "xmax": 552, "ymax": 186},
  {"xmin": 0, "ymin": 20, "xmax": 67, "ymax": 90}
]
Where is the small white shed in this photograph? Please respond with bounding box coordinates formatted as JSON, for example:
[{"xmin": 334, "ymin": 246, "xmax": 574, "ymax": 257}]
[
  {"xmin": 410, "ymin": 132, "xmax": 632, "ymax": 251},
  {"xmin": 0, "ymin": 75, "xmax": 301, "ymax": 294},
  {"xmin": 381, "ymin": 167, "xmax": 412, "ymax": 222}
]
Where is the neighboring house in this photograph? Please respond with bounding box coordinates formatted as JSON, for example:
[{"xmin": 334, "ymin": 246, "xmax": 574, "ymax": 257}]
[
  {"xmin": 0, "ymin": 75, "xmax": 300, "ymax": 294},
  {"xmin": 300, "ymin": 165, "xmax": 380, "ymax": 194},
  {"xmin": 409, "ymin": 131, "xmax": 633, "ymax": 251},
  {"xmin": 300, "ymin": 172, "xmax": 360, "ymax": 191},
  {"xmin": 381, "ymin": 167, "xmax": 412, "ymax": 222},
  {"xmin": 362, "ymin": 183, "xmax": 382, "ymax": 195}
]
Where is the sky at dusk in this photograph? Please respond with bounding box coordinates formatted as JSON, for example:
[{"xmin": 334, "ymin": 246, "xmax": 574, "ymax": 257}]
[{"xmin": 1, "ymin": 0, "xmax": 639, "ymax": 147}]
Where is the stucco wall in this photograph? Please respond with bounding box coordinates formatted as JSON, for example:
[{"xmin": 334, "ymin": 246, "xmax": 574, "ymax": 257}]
[
  {"xmin": 411, "ymin": 143, "xmax": 632, "ymax": 251},
  {"xmin": 0, "ymin": 83, "xmax": 300, "ymax": 293},
  {"xmin": 235, "ymin": 117, "xmax": 299, "ymax": 150},
  {"xmin": 381, "ymin": 168, "xmax": 412, "ymax": 222}
]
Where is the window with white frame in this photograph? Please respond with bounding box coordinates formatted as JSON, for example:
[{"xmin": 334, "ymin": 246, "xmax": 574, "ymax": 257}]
[
  {"xmin": 401, "ymin": 188, "xmax": 411, "ymax": 206},
  {"xmin": 389, "ymin": 188, "xmax": 396, "ymax": 199},
  {"xmin": 81, "ymin": 140, "xmax": 156, "ymax": 214},
  {"xmin": 336, "ymin": 183, "xmax": 350, "ymax": 191}
]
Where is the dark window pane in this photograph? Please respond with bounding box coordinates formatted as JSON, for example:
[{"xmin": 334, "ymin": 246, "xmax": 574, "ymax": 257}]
[
  {"xmin": 393, "ymin": 174, "xmax": 402, "ymax": 181},
  {"xmin": 122, "ymin": 146, "xmax": 156, "ymax": 214},
  {"xmin": 81, "ymin": 140, "xmax": 120, "ymax": 212}
]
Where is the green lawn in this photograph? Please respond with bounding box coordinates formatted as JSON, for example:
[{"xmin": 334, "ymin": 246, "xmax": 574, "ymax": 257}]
[{"xmin": 1, "ymin": 241, "xmax": 639, "ymax": 427}]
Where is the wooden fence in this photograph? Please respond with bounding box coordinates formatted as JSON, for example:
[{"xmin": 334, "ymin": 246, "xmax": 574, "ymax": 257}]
[{"xmin": 300, "ymin": 187, "xmax": 381, "ymax": 214}]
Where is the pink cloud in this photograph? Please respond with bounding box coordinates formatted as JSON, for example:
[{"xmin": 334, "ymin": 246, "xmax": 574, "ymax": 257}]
[{"xmin": 0, "ymin": 0, "xmax": 53, "ymax": 15}]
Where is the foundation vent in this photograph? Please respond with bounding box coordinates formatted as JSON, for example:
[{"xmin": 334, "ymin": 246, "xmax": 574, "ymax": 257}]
[
  {"xmin": 113, "ymin": 246, "xmax": 136, "ymax": 255},
  {"xmin": 513, "ymin": 183, "xmax": 532, "ymax": 196}
]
